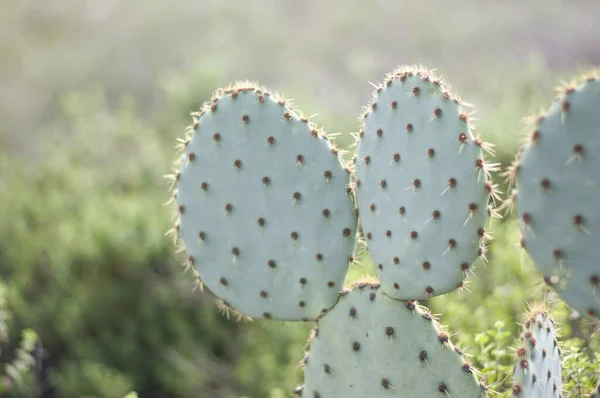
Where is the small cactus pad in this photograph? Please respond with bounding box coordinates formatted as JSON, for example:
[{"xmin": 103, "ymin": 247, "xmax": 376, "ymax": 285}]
[
  {"xmin": 354, "ymin": 66, "xmax": 494, "ymax": 300},
  {"xmin": 301, "ymin": 281, "xmax": 487, "ymax": 397},
  {"xmin": 511, "ymin": 305, "xmax": 561, "ymax": 397},
  {"xmin": 514, "ymin": 72, "xmax": 600, "ymax": 318},
  {"xmin": 171, "ymin": 82, "xmax": 358, "ymax": 321}
]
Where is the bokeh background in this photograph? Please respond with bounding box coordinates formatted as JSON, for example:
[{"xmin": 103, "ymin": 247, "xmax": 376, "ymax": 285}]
[{"xmin": 2, "ymin": 1, "xmax": 600, "ymax": 397}]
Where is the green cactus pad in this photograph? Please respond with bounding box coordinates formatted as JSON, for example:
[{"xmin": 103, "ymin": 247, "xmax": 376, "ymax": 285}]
[
  {"xmin": 354, "ymin": 66, "xmax": 494, "ymax": 300},
  {"xmin": 511, "ymin": 306, "xmax": 561, "ymax": 397},
  {"xmin": 171, "ymin": 82, "xmax": 358, "ymax": 321},
  {"xmin": 301, "ymin": 281, "xmax": 487, "ymax": 397},
  {"xmin": 514, "ymin": 72, "xmax": 600, "ymax": 318}
]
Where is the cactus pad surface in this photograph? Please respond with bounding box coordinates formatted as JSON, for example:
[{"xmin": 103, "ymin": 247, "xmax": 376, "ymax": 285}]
[
  {"xmin": 514, "ymin": 72, "xmax": 600, "ymax": 318},
  {"xmin": 171, "ymin": 82, "xmax": 358, "ymax": 321},
  {"xmin": 354, "ymin": 66, "xmax": 493, "ymax": 300},
  {"xmin": 301, "ymin": 281, "xmax": 487, "ymax": 397},
  {"xmin": 511, "ymin": 306, "xmax": 561, "ymax": 397}
]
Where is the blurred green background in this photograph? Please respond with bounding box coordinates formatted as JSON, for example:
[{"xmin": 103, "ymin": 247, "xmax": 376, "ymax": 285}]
[{"xmin": 1, "ymin": 1, "xmax": 600, "ymax": 397}]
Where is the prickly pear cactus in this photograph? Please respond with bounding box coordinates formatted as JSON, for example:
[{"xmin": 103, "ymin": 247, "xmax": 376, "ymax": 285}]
[
  {"xmin": 300, "ymin": 280, "xmax": 488, "ymax": 397},
  {"xmin": 168, "ymin": 82, "xmax": 358, "ymax": 321},
  {"xmin": 354, "ymin": 66, "xmax": 497, "ymax": 300},
  {"xmin": 512, "ymin": 71, "xmax": 600, "ymax": 318},
  {"xmin": 511, "ymin": 305, "xmax": 561, "ymax": 397}
]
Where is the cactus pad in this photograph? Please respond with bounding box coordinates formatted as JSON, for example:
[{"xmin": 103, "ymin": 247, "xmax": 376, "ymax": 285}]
[
  {"xmin": 301, "ymin": 281, "xmax": 487, "ymax": 397},
  {"xmin": 511, "ymin": 305, "xmax": 561, "ymax": 397},
  {"xmin": 514, "ymin": 72, "xmax": 600, "ymax": 318},
  {"xmin": 354, "ymin": 66, "xmax": 494, "ymax": 300},
  {"xmin": 171, "ymin": 82, "xmax": 358, "ymax": 321}
]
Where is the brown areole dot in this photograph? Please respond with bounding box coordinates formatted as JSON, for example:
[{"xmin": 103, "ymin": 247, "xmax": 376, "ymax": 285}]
[
  {"xmin": 573, "ymin": 214, "xmax": 584, "ymax": 226},
  {"xmin": 322, "ymin": 209, "xmax": 330, "ymax": 218},
  {"xmin": 293, "ymin": 192, "xmax": 301, "ymax": 201},
  {"xmin": 376, "ymin": 128, "xmax": 383, "ymax": 137},
  {"xmin": 268, "ymin": 259, "xmax": 276, "ymax": 268},
  {"xmin": 263, "ymin": 312, "xmax": 272, "ymax": 319},
  {"xmin": 433, "ymin": 108, "xmax": 442, "ymax": 117},
  {"xmin": 562, "ymin": 100, "xmax": 570, "ymax": 113},
  {"xmin": 386, "ymin": 230, "xmax": 392, "ymax": 237},
  {"xmin": 432, "ymin": 210, "xmax": 441, "ymax": 220},
  {"xmin": 316, "ymin": 253, "xmax": 323, "ymax": 261},
  {"xmin": 393, "ymin": 153, "xmax": 400, "ymax": 162},
  {"xmin": 225, "ymin": 203, "xmax": 233, "ymax": 213},
  {"xmin": 349, "ymin": 307, "xmax": 357, "ymax": 317},
  {"xmin": 364, "ymin": 155, "xmax": 371, "ymax": 165},
  {"xmin": 425, "ymin": 286, "xmax": 434, "ymax": 295},
  {"xmin": 410, "ymin": 231, "xmax": 418, "ymax": 239},
  {"xmin": 573, "ymin": 144, "xmax": 584, "ymax": 156},
  {"xmin": 323, "ymin": 170, "xmax": 332, "ymax": 180},
  {"xmin": 553, "ymin": 249, "xmax": 563, "ymax": 260},
  {"xmin": 259, "ymin": 290, "xmax": 268, "ymax": 298},
  {"xmin": 283, "ymin": 112, "xmax": 292, "ymax": 120},
  {"xmin": 188, "ymin": 152, "xmax": 196, "ymax": 161},
  {"xmin": 412, "ymin": 86, "xmax": 420, "ymax": 95},
  {"xmin": 419, "ymin": 350, "xmax": 427, "ymax": 361},
  {"xmin": 299, "ymin": 301, "xmax": 305, "ymax": 307},
  {"xmin": 385, "ymin": 326, "xmax": 394, "ymax": 337},
  {"xmin": 299, "ymin": 277, "xmax": 307, "ymax": 285},
  {"xmin": 393, "ymin": 257, "xmax": 400, "ymax": 264},
  {"xmin": 343, "ymin": 228, "xmax": 352, "ymax": 237},
  {"xmin": 540, "ymin": 178, "xmax": 551, "ymax": 190},
  {"xmin": 367, "ymin": 233, "xmax": 372, "ymax": 240},
  {"xmin": 590, "ymin": 275, "xmax": 599, "ymax": 286},
  {"xmin": 219, "ymin": 277, "xmax": 228, "ymax": 286},
  {"xmin": 231, "ymin": 247, "xmax": 239, "ymax": 256},
  {"xmin": 381, "ymin": 378, "xmax": 391, "ymax": 389},
  {"xmin": 422, "ymin": 261, "xmax": 431, "ymax": 270},
  {"xmin": 257, "ymin": 218, "xmax": 265, "ymax": 227},
  {"xmin": 428, "ymin": 148, "xmax": 435, "ymax": 157},
  {"xmin": 380, "ymin": 180, "xmax": 387, "ymax": 189},
  {"xmin": 370, "ymin": 292, "xmax": 376, "ymax": 301},
  {"xmin": 370, "ymin": 203, "xmax": 376, "ymax": 212},
  {"xmin": 178, "ymin": 205, "xmax": 185, "ymax": 214},
  {"xmin": 210, "ymin": 104, "xmax": 217, "ymax": 112},
  {"xmin": 391, "ymin": 100, "xmax": 397, "ymax": 109},
  {"xmin": 267, "ymin": 136, "xmax": 275, "ymax": 145},
  {"xmin": 413, "ymin": 179, "xmax": 421, "ymax": 189},
  {"xmin": 296, "ymin": 154, "xmax": 304, "ymax": 165},
  {"xmin": 352, "ymin": 341, "xmax": 360, "ymax": 351},
  {"xmin": 242, "ymin": 114, "xmax": 249, "ymax": 123},
  {"xmin": 198, "ymin": 231, "xmax": 206, "ymax": 241},
  {"xmin": 234, "ymin": 159, "xmax": 242, "ymax": 169},
  {"xmin": 406, "ymin": 123, "xmax": 414, "ymax": 132},
  {"xmin": 262, "ymin": 176, "xmax": 271, "ymax": 185},
  {"xmin": 213, "ymin": 132, "xmax": 221, "ymax": 142},
  {"xmin": 291, "ymin": 231, "xmax": 299, "ymax": 240},
  {"xmin": 327, "ymin": 281, "xmax": 335, "ymax": 288},
  {"xmin": 200, "ymin": 182, "xmax": 208, "ymax": 191},
  {"xmin": 438, "ymin": 383, "xmax": 448, "ymax": 393},
  {"xmin": 459, "ymin": 113, "xmax": 468, "ymax": 122},
  {"xmin": 461, "ymin": 262, "xmax": 469, "ymax": 272},
  {"xmin": 399, "ymin": 206, "xmax": 406, "ymax": 215},
  {"xmin": 393, "ymin": 282, "xmax": 400, "ymax": 289}
]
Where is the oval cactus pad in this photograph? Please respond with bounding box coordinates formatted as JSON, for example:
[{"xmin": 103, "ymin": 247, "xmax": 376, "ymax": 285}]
[
  {"xmin": 354, "ymin": 66, "xmax": 494, "ymax": 300},
  {"xmin": 511, "ymin": 305, "xmax": 561, "ymax": 398},
  {"xmin": 172, "ymin": 82, "xmax": 358, "ymax": 321},
  {"xmin": 515, "ymin": 72, "xmax": 600, "ymax": 318},
  {"xmin": 301, "ymin": 282, "xmax": 487, "ymax": 397}
]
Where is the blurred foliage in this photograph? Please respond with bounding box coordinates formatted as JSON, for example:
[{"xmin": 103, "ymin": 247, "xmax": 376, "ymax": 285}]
[{"xmin": 2, "ymin": 1, "xmax": 600, "ymax": 397}]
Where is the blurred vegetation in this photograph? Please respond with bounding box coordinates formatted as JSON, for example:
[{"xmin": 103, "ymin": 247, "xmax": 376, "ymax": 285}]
[{"xmin": 1, "ymin": 1, "xmax": 600, "ymax": 397}]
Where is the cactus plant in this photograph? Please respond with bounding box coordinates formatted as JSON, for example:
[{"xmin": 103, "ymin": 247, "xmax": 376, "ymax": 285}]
[
  {"xmin": 301, "ymin": 279, "xmax": 487, "ymax": 397},
  {"xmin": 511, "ymin": 304, "xmax": 562, "ymax": 397},
  {"xmin": 353, "ymin": 66, "xmax": 498, "ymax": 300},
  {"xmin": 168, "ymin": 82, "xmax": 358, "ymax": 321},
  {"xmin": 511, "ymin": 70, "xmax": 600, "ymax": 319}
]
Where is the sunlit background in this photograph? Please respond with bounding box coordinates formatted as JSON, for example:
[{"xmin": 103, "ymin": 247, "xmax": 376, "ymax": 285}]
[{"xmin": 1, "ymin": 1, "xmax": 600, "ymax": 397}]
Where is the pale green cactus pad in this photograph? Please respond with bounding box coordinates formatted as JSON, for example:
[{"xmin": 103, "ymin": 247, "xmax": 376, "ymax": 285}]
[
  {"xmin": 511, "ymin": 305, "xmax": 561, "ymax": 398},
  {"xmin": 170, "ymin": 82, "xmax": 358, "ymax": 321},
  {"xmin": 514, "ymin": 71, "xmax": 600, "ymax": 318},
  {"xmin": 300, "ymin": 281, "xmax": 488, "ymax": 397},
  {"xmin": 354, "ymin": 66, "xmax": 495, "ymax": 300}
]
